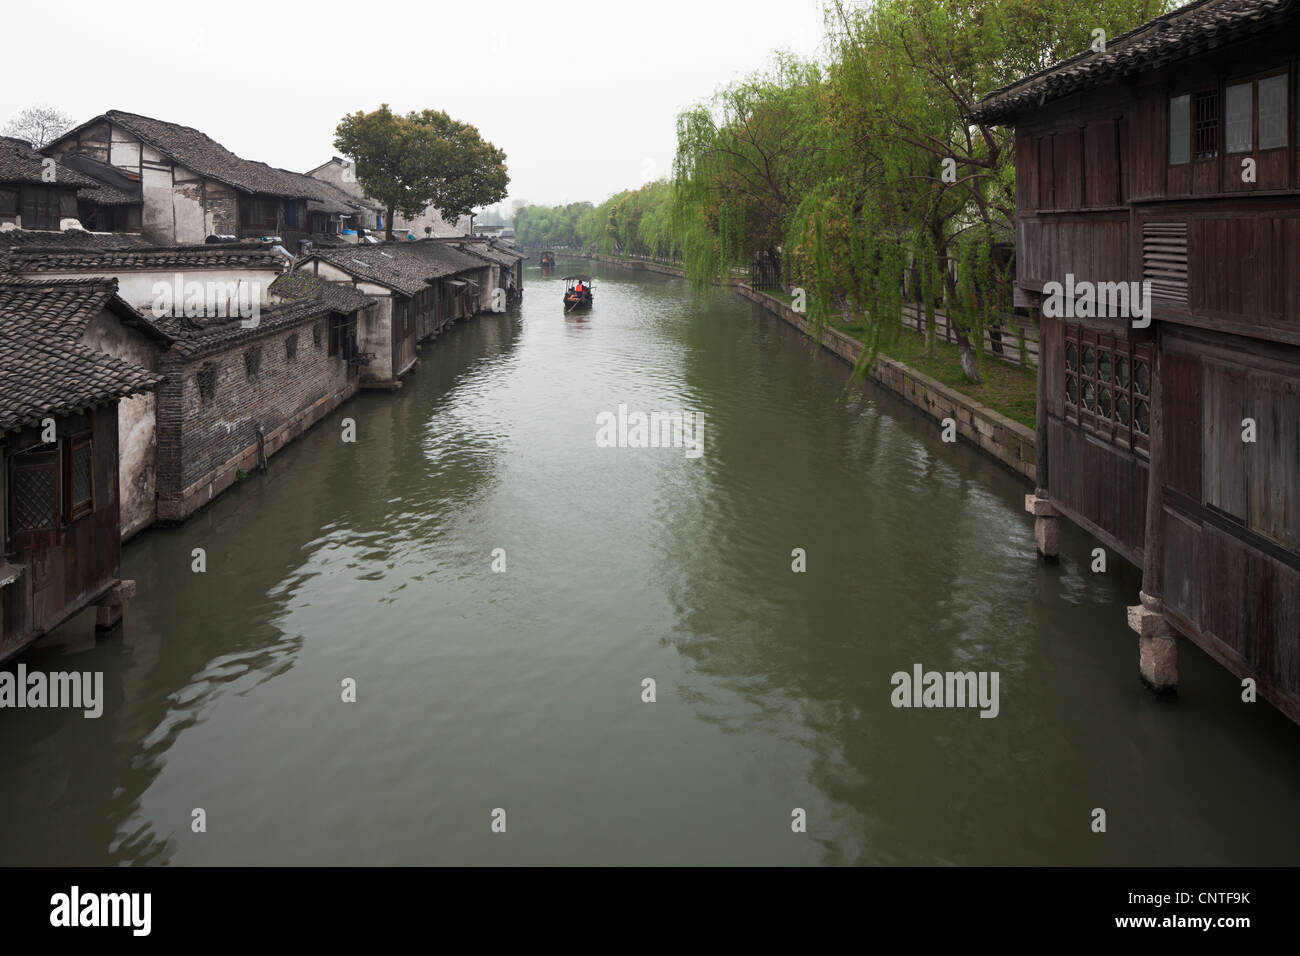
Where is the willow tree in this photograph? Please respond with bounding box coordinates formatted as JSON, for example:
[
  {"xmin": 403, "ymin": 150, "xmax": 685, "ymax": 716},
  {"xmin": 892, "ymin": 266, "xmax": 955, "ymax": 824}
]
[
  {"xmin": 819, "ymin": 0, "xmax": 1169, "ymax": 382},
  {"xmin": 673, "ymin": 55, "xmax": 828, "ymax": 290}
]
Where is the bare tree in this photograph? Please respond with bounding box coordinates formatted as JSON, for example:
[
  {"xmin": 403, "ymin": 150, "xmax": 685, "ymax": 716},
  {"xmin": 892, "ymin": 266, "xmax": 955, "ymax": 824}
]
[{"xmin": 2, "ymin": 106, "xmax": 74, "ymax": 148}]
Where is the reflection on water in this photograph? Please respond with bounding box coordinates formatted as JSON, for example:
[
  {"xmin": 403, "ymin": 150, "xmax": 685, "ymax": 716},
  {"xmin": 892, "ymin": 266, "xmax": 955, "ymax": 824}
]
[{"xmin": 2, "ymin": 263, "xmax": 1299, "ymax": 865}]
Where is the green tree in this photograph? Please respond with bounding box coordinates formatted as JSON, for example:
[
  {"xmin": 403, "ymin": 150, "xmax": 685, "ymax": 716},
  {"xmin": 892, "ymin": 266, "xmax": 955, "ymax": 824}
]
[{"xmin": 334, "ymin": 105, "xmax": 509, "ymax": 241}]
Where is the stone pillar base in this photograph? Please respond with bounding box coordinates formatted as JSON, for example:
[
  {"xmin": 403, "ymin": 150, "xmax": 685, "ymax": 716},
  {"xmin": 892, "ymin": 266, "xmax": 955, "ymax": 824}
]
[
  {"xmin": 94, "ymin": 580, "xmax": 136, "ymax": 633},
  {"xmin": 1024, "ymin": 491, "xmax": 1060, "ymax": 563},
  {"xmin": 1127, "ymin": 597, "xmax": 1178, "ymax": 694}
]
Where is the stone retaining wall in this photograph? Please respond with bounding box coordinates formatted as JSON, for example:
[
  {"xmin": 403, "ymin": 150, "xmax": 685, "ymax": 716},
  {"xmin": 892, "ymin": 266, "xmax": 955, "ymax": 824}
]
[{"xmin": 734, "ymin": 284, "xmax": 1037, "ymax": 485}]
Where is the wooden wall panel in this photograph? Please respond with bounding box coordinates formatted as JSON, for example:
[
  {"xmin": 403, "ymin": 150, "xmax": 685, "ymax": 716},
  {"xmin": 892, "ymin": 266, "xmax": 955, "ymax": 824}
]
[
  {"xmin": 1163, "ymin": 351, "xmax": 1202, "ymax": 500},
  {"xmin": 1246, "ymin": 369, "xmax": 1300, "ymax": 552},
  {"xmin": 1202, "ymin": 359, "xmax": 1248, "ymax": 517},
  {"xmin": 1162, "ymin": 508, "xmax": 1203, "ymax": 629}
]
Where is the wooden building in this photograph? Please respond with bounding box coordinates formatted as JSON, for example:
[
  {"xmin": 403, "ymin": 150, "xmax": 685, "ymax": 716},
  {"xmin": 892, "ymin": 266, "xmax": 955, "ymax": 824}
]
[
  {"xmin": 0, "ymin": 277, "xmax": 172, "ymax": 540},
  {"xmin": 970, "ymin": 0, "xmax": 1300, "ymax": 722},
  {"xmin": 0, "ymin": 280, "xmax": 161, "ymax": 661},
  {"xmin": 0, "ymin": 137, "xmax": 110, "ymax": 234},
  {"xmin": 295, "ymin": 241, "xmax": 492, "ymax": 388},
  {"xmin": 44, "ymin": 111, "xmax": 373, "ymax": 248}
]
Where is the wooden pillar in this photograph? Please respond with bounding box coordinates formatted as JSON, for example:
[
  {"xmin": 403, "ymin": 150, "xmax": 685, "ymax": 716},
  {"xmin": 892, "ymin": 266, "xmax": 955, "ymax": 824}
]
[
  {"xmin": 1025, "ymin": 307, "xmax": 1059, "ymax": 562},
  {"xmin": 1129, "ymin": 335, "xmax": 1177, "ymax": 692}
]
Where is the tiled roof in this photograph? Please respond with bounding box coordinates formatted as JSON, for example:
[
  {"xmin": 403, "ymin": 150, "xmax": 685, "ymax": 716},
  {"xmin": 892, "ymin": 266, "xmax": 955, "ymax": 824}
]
[
  {"xmin": 0, "ymin": 276, "xmax": 171, "ymax": 342},
  {"xmin": 269, "ymin": 271, "xmax": 378, "ymax": 312},
  {"xmin": 0, "ymin": 228, "xmax": 150, "ymax": 272},
  {"xmin": 78, "ymin": 181, "xmax": 139, "ymax": 205},
  {"xmin": 56, "ymin": 111, "xmax": 348, "ymax": 203},
  {"xmin": 5, "ymin": 242, "xmax": 289, "ymax": 274},
  {"xmin": 454, "ymin": 240, "xmax": 525, "ymax": 267},
  {"xmin": 306, "ymin": 178, "xmax": 375, "ymax": 215},
  {"xmin": 0, "ymin": 229, "xmax": 151, "ymax": 251},
  {"xmin": 150, "ymin": 296, "xmax": 337, "ymax": 358},
  {"xmin": 0, "ymin": 137, "xmax": 103, "ymax": 189},
  {"xmin": 306, "ymin": 241, "xmax": 487, "ymax": 295},
  {"xmin": 970, "ymin": 0, "xmax": 1297, "ymax": 124},
  {"xmin": 0, "ymin": 279, "xmax": 163, "ymax": 431}
]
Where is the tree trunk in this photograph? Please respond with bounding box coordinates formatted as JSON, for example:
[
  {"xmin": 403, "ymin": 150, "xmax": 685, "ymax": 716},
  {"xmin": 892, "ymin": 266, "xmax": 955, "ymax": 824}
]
[
  {"xmin": 954, "ymin": 330, "xmax": 982, "ymax": 383},
  {"xmin": 385, "ymin": 206, "xmax": 395, "ymax": 242},
  {"xmin": 933, "ymin": 221, "xmax": 982, "ymax": 384}
]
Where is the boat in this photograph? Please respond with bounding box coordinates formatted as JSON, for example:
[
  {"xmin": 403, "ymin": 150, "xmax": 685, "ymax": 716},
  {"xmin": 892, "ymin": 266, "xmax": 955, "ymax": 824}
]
[
  {"xmin": 540, "ymin": 250, "xmax": 555, "ymax": 270},
  {"xmin": 563, "ymin": 275, "xmax": 593, "ymax": 312}
]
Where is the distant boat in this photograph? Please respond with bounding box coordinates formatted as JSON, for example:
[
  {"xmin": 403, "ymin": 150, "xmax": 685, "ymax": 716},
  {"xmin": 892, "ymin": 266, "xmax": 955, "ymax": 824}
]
[
  {"xmin": 540, "ymin": 250, "xmax": 555, "ymax": 270},
  {"xmin": 563, "ymin": 275, "xmax": 593, "ymax": 312}
]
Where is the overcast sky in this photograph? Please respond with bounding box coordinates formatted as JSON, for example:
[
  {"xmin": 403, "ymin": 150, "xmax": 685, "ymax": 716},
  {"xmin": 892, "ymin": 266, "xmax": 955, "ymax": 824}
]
[{"xmin": 4, "ymin": 0, "xmax": 828, "ymax": 212}]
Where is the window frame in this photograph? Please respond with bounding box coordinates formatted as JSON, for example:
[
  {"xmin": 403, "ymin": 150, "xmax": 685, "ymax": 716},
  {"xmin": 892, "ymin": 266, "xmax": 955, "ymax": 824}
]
[
  {"xmin": 9, "ymin": 448, "xmax": 61, "ymax": 549},
  {"xmin": 1062, "ymin": 325, "xmax": 1153, "ymax": 454},
  {"xmin": 20, "ymin": 186, "xmax": 62, "ymax": 230},
  {"xmin": 1256, "ymin": 69, "xmax": 1290, "ymax": 151},
  {"xmin": 63, "ymin": 432, "xmax": 94, "ymax": 523}
]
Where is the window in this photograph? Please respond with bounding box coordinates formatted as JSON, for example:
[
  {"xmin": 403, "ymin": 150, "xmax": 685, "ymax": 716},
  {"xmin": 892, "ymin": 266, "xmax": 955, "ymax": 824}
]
[
  {"xmin": 1169, "ymin": 95, "xmax": 1191, "ymax": 164},
  {"xmin": 248, "ymin": 198, "xmax": 277, "ymax": 226},
  {"xmin": 20, "ymin": 186, "xmax": 61, "ymax": 230},
  {"xmin": 9, "ymin": 450, "xmax": 59, "ymax": 549},
  {"xmin": 197, "ymin": 361, "xmax": 219, "ymax": 403},
  {"xmin": 244, "ymin": 347, "xmax": 262, "ymax": 381},
  {"xmin": 1225, "ymin": 82, "xmax": 1253, "ymax": 153},
  {"xmin": 328, "ymin": 313, "xmax": 356, "ymax": 356},
  {"xmin": 1063, "ymin": 326, "xmax": 1152, "ymax": 450},
  {"xmin": 64, "ymin": 434, "xmax": 93, "ymax": 522},
  {"xmin": 1259, "ymin": 74, "xmax": 1289, "ymax": 149},
  {"xmin": 285, "ymin": 333, "xmax": 298, "ymax": 362},
  {"xmin": 284, "ymin": 201, "xmax": 297, "ymax": 227},
  {"xmin": 313, "ymin": 323, "xmax": 323, "ymax": 348},
  {"xmin": 1193, "ymin": 90, "xmax": 1219, "ymax": 160}
]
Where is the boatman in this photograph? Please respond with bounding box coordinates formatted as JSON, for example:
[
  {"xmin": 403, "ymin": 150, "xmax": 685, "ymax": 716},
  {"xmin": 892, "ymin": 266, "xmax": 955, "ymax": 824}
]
[{"xmin": 575, "ymin": 281, "xmax": 584, "ymax": 294}]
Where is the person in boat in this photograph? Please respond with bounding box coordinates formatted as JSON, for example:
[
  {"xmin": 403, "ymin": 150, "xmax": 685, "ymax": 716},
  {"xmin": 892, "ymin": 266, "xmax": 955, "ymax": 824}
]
[{"xmin": 575, "ymin": 281, "xmax": 584, "ymax": 294}]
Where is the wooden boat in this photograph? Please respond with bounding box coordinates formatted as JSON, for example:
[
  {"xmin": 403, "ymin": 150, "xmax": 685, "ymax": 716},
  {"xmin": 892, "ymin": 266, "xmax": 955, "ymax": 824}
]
[
  {"xmin": 540, "ymin": 250, "xmax": 555, "ymax": 270},
  {"xmin": 563, "ymin": 275, "xmax": 593, "ymax": 312}
]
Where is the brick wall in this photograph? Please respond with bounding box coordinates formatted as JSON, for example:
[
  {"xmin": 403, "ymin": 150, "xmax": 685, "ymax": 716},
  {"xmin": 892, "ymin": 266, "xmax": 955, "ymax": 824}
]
[{"xmin": 155, "ymin": 310, "xmax": 358, "ymax": 520}]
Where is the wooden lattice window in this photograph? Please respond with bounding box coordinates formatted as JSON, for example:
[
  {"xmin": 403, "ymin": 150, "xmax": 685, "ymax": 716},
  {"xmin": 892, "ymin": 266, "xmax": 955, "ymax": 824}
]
[
  {"xmin": 64, "ymin": 433, "xmax": 94, "ymax": 522},
  {"xmin": 20, "ymin": 187, "xmax": 61, "ymax": 230},
  {"xmin": 1193, "ymin": 90, "xmax": 1220, "ymax": 160},
  {"xmin": 10, "ymin": 449, "xmax": 59, "ymax": 549},
  {"xmin": 1063, "ymin": 325, "xmax": 1152, "ymax": 452}
]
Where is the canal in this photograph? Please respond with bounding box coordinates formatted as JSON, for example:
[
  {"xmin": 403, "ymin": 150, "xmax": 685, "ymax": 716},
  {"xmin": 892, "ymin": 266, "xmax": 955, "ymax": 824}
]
[{"xmin": 3, "ymin": 261, "xmax": 1300, "ymax": 865}]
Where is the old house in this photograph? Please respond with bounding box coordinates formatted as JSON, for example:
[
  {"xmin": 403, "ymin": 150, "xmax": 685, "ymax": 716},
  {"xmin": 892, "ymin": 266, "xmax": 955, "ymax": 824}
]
[
  {"xmin": 2, "ymin": 242, "xmax": 289, "ymax": 314},
  {"xmin": 304, "ymin": 157, "xmax": 463, "ymax": 240},
  {"xmin": 451, "ymin": 237, "xmax": 525, "ymax": 306},
  {"xmin": 0, "ymin": 137, "xmax": 108, "ymax": 234},
  {"xmin": 302, "ymin": 159, "xmax": 385, "ymax": 238},
  {"xmin": 151, "ymin": 284, "xmax": 375, "ymax": 521},
  {"xmin": 294, "ymin": 241, "xmax": 490, "ymax": 388},
  {"xmin": 0, "ymin": 278, "xmax": 171, "ymax": 540},
  {"xmin": 0, "ymin": 281, "xmax": 162, "ymax": 661},
  {"xmin": 970, "ymin": 0, "xmax": 1300, "ymax": 722},
  {"xmin": 44, "ymin": 111, "xmax": 354, "ymax": 248}
]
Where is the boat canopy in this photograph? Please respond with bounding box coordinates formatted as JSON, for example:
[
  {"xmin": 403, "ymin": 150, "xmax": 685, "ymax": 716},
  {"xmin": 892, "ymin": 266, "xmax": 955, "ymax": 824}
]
[{"xmin": 561, "ymin": 275, "xmax": 592, "ymax": 282}]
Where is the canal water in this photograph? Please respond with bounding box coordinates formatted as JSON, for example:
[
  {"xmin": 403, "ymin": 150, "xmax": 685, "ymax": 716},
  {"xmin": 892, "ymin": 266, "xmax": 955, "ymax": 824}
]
[{"xmin": 3, "ymin": 261, "xmax": 1299, "ymax": 866}]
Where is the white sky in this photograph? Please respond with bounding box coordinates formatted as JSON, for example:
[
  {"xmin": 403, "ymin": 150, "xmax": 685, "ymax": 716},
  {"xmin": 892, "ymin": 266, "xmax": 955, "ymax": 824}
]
[{"xmin": 4, "ymin": 0, "xmax": 828, "ymax": 212}]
